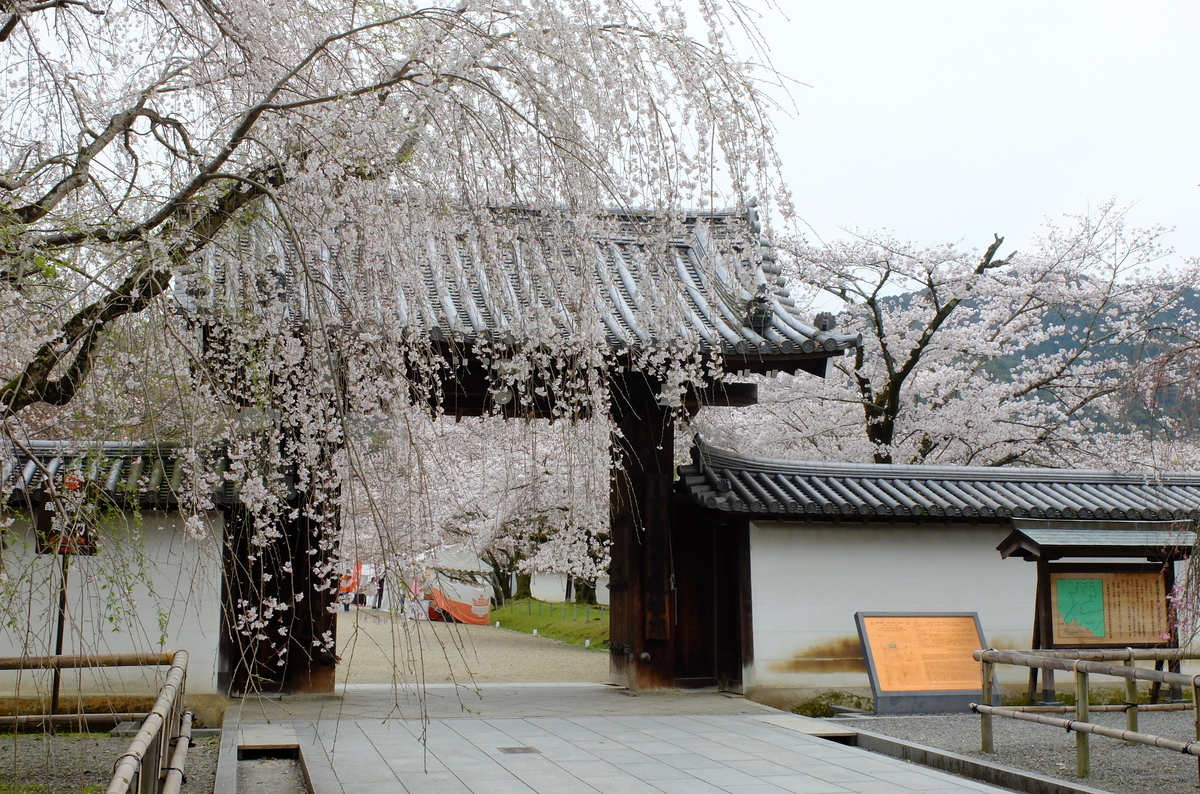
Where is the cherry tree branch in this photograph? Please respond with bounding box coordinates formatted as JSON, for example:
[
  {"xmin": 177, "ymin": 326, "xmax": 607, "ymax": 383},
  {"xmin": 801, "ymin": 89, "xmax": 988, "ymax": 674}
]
[{"xmin": 0, "ymin": 164, "xmax": 285, "ymax": 416}]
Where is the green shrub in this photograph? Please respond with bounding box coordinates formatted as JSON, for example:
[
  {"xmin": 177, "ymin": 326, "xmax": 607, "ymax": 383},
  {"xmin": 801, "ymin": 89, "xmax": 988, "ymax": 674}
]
[{"xmin": 791, "ymin": 691, "xmax": 873, "ymax": 718}]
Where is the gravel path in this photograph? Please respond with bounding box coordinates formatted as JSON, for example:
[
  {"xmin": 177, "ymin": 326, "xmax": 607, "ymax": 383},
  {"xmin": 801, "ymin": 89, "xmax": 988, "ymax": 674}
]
[
  {"xmin": 335, "ymin": 607, "xmax": 609, "ymax": 684},
  {"xmin": 0, "ymin": 732, "xmax": 219, "ymax": 793},
  {"xmin": 840, "ymin": 710, "xmax": 1199, "ymax": 794}
]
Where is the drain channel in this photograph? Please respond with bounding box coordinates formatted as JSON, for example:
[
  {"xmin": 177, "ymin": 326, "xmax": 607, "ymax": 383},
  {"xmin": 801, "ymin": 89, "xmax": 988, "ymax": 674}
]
[{"xmin": 237, "ymin": 746, "xmax": 308, "ymax": 793}]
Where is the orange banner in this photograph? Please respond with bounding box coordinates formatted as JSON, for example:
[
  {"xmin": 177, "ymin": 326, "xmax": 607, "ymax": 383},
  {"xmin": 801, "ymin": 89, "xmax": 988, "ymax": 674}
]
[{"xmin": 431, "ymin": 586, "xmax": 491, "ymax": 625}]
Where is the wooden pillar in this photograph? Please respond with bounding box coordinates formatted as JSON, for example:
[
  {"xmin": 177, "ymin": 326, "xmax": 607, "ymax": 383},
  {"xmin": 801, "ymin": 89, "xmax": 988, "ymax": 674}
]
[
  {"xmin": 609, "ymin": 374, "xmax": 676, "ymax": 690},
  {"xmin": 282, "ymin": 488, "xmax": 339, "ymax": 693},
  {"xmin": 218, "ymin": 409, "xmax": 340, "ymax": 695},
  {"xmin": 715, "ymin": 519, "xmax": 753, "ymax": 693},
  {"xmin": 1035, "ymin": 558, "xmax": 1056, "ymax": 703},
  {"xmin": 220, "ymin": 491, "xmax": 338, "ymax": 695}
]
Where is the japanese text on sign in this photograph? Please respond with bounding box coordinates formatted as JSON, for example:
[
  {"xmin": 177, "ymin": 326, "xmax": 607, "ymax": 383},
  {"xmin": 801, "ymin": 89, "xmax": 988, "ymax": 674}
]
[
  {"xmin": 1051, "ymin": 572, "xmax": 1168, "ymax": 646},
  {"xmin": 859, "ymin": 615, "xmax": 983, "ymax": 692}
]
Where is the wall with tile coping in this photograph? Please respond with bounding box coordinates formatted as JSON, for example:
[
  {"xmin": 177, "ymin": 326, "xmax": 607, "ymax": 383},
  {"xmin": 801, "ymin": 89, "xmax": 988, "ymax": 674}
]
[{"xmin": 0, "ymin": 511, "xmax": 223, "ymax": 698}]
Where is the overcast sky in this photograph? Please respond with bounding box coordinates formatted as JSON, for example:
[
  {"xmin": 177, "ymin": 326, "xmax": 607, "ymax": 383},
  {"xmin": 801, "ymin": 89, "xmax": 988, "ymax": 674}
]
[{"xmin": 753, "ymin": 1, "xmax": 1200, "ymax": 260}]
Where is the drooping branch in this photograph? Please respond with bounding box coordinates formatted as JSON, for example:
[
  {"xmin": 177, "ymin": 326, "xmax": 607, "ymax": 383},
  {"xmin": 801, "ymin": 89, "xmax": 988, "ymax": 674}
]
[
  {"xmin": 7, "ymin": 97, "xmax": 148, "ymax": 224},
  {"xmin": 0, "ymin": 166, "xmax": 284, "ymax": 417},
  {"xmin": 0, "ymin": 0, "xmax": 103, "ymax": 43},
  {"xmin": 3, "ymin": 10, "xmax": 455, "ymax": 267}
]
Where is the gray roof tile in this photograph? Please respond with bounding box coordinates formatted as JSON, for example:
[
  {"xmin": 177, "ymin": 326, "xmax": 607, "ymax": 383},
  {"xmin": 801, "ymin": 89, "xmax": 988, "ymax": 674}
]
[
  {"xmin": 998, "ymin": 520, "xmax": 1195, "ymax": 560},
  {"xmin": 680, "ymin": 439, "xmax": 1200, "ymax": 522},
  {"xmin": 3, "ymin": 441, "xmax": 229, "ymax": 509},
  {"xmin": 181, "ymin": 208, "xmax": 861, "ymax": 360}
]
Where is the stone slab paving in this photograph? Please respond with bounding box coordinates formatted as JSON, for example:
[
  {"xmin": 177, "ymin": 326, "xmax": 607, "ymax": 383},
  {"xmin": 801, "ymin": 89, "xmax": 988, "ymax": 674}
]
[{"xmin": 234, "ymin": 684, "xmax": 1012, "ymax": 793}]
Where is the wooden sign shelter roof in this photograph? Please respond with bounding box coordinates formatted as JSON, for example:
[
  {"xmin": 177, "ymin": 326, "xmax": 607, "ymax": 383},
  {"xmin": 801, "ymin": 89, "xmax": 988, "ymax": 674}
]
[
  {"xmin": 998, "ymin": 520, "xmax": 1194, "ymax": 561},
  {"xmin": 679, "ymin": 438, "xmax": 1200, "ymax": 522}
]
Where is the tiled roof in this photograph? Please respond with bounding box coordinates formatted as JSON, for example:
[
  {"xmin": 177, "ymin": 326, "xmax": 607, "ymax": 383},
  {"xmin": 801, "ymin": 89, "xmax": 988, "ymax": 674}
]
[
  {"xmin": 2, "ymin": 441, "xmax": 229, "ymax": 509},
  {"xmin": 679, "ymin": 439, "xmax": 1200, "ymax": 522},
  {"xmin": 998, "ymin": 522, "xmax": 1193, "ymax": 560},
  {"xmin": 177, "ymin": 204, "xmax": 861, "ymax": 361}
]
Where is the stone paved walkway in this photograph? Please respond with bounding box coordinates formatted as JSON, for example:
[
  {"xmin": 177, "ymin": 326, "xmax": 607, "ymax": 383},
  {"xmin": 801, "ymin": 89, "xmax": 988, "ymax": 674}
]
[{"xmin": 229, "ymin": 684, "xmax": 1011, "ymax": 793}]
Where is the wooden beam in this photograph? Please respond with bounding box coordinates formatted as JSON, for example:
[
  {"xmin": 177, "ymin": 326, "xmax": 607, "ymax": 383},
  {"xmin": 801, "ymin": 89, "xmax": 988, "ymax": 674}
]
[
  {"xmin": 723, "ymin": 352, "xmax": 840, "ymax": 377},
  {"xmin": 684, "ymin": 382, "xmax": 757, "ymax": 410},
  {"xmin": 410, "ymin": 343, "xmax": 837, "ymax": 414}
]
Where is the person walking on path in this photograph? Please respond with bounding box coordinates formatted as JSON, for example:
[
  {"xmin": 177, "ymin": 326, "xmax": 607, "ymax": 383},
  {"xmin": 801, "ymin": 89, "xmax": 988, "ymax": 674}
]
[{"xmin": 373, "ymin": 576, "xmax": 385, "ymax": 609}]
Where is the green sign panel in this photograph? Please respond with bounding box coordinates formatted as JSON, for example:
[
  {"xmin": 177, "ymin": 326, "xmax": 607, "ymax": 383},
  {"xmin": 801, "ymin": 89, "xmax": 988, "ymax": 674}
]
[{"xmin": 1055, "ymin": 578, "xmax": 1105, "ymax": 638}]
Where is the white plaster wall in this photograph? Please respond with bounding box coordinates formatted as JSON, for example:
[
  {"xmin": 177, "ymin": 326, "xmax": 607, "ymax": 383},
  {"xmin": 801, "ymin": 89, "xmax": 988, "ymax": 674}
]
[
  {"xmin": 529, "ymin": 571, "xmax": 568, "ymax": 602},
  {"xmin": 595, "ymin": 576, "xmax": 611, "ymax": 606},
  {"xmin": 749, "ymin": 522, "xmax": 1036, "ymax": 694},
  {"xmin": 0, "ymin": 512, "xmax": 223, "ymax": 697}
]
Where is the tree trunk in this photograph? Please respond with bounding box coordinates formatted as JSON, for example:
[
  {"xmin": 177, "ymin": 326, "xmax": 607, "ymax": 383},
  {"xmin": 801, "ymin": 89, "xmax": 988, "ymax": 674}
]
[
  {"xmin": 574, "ymin": 578, "xmax": 597, "ymax": 605},
  {"xmin": 865, "ymin": 406, "xmax": 896, "ymax": 464},
  {"xmin": 484, "ymin": 552, "xmax": 513, "ymax": 602},
  {"xmin": 514, "ymin": 573, "xmax": 532, "ymax": 600}
]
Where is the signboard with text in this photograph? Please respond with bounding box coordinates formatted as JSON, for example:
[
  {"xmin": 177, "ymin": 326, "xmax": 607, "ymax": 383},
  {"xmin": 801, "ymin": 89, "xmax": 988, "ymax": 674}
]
[
  {"xmin": 855, "ymin": 612, "xmax": 987, "ymax": 714},
  {"xmin": 1050, "ymin": 571, "xmax": 1170, "ymax": 647},
  {"xmin": 35, "ymin": 479, "xmax": 98, "ymax": 556}
]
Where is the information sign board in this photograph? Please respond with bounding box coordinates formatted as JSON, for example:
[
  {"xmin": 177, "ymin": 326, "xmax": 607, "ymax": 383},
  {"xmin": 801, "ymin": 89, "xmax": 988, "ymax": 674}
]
[
  {"xmin": 1050, "ymin": 571, "xmax": 1169, "ymax": 646},
  {"xmin": 855, "ymin": 612, "xmax": 987, "ymax": 714}
]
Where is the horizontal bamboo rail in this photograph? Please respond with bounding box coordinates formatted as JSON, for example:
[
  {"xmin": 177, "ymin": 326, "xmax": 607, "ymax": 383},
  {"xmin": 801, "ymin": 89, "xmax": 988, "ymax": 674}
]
[
  {"xmin": 976, "ymin": 648, "xmax": 1200, "ymax": 782},
  {"xmin": 974, "ymin": 649, "xmax": 1200, "ymax": 688},
  {"xmin": 105, "ymin": 650, "xmax": 189, "ymax": 794},
  {"xmin": 972, "ymin": 704, "xmax": 1200, "ymax": 756},
  {"xmin": 0, "ymin": 652, "xmax": 174, "ymax": 671},
  {"xmin": 1000, "ymin": 702, "xmax": 1192, "ymax": 713},
  {"xmin": 0, "ymin": 712, "xmax": 148, "ymax": 729},
  {"xmin": 999, "ymin": 648, "xmax": 1200, "ymax": 662}
]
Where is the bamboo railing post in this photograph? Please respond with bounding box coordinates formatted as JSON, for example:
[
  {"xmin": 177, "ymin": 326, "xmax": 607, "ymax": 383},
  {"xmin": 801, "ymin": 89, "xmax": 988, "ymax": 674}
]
[
  {"xmin": 161, "ymin": 712, "xmax": 194, "ymax": 794},
  {"xmin": 1076, "ymin": 667, "xmax": 1090, "ymax": 778},
  {"xmin": 1126, "ymin": 654, "xmax": 1139, "ymax": 735},
  {"xmin": 981, "ymin": 660, "xmax": 995, "ymax": 752},
  {"xmin": 1193, "ymin": 678, "xmax": 1200, "ymax": 787},
  {"xmin": 105, "ymin": 650, "xmax": 189, "ymax": 794}
]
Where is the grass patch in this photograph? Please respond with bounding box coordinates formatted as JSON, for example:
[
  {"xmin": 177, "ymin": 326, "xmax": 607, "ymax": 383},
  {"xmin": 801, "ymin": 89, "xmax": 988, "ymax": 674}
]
[
  {"xmin": 0, "ymin": 783, "xmax": 48, "ymax": 794},
  {"xmin": 491, "ymin": 599, "xmax": 608, "ymax": 650}
]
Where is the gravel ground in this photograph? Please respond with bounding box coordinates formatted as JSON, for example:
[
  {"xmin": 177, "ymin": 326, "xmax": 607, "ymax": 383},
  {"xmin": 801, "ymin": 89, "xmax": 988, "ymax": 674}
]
[
  {"xmin": 0, "ymin": 732, "xmax": 219, "ymax": 793},
  {"xmin": 335, "ymin": 607, "xmax": 609, "ymax": 684},
  {"xmin": 840, "ymin": 710, "xmax": 1200, "ymax": 794}
]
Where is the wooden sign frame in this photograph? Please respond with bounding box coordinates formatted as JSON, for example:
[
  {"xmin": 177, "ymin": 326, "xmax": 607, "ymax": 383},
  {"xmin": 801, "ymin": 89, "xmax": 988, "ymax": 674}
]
[
  {"xmin": 1040, "ymin": 563, "xmax": 1174, "ymax": 650},
  {"xmin": 854, "ymin": 612, "xmax": 989, "ymax": 715},
  {"xmin": 35, "ymin": 481, "xmax": 98, "ymax": 556}
]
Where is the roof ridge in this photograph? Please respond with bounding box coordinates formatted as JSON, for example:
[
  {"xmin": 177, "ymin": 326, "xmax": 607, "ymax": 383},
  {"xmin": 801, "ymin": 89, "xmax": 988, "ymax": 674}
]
[{"xmin": 695, "ymin": 439, "xmax": 1200, "ymax": 487}]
